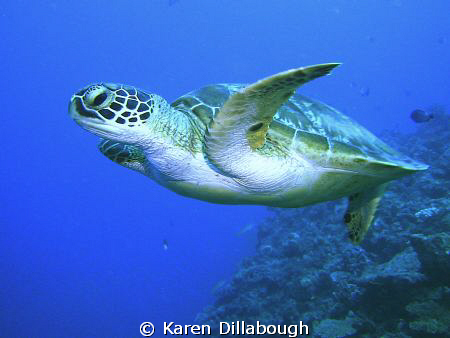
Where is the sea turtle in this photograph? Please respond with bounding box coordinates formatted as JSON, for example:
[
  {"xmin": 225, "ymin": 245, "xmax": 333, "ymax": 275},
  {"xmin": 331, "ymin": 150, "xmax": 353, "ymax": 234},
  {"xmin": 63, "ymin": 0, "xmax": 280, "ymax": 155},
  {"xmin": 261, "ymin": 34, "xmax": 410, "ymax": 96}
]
[{"xmin": 68, "ymin": 63, "xmax": 427, "ymax": 243}]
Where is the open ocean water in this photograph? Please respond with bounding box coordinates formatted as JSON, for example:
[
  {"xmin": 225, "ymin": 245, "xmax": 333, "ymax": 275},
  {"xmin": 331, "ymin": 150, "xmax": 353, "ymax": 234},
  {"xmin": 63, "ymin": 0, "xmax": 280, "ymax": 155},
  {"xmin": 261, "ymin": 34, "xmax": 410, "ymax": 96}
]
[{"xmin": 0, "ymin": 1, "xmax": 448, "ymax": 337}]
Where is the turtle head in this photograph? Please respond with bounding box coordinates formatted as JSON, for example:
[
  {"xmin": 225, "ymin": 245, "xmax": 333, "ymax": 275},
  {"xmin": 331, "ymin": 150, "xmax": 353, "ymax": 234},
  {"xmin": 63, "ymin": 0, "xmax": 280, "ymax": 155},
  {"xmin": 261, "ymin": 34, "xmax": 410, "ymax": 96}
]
[{"xmin": 69, "ymin": 83, "xmax": 167, "ymax": 144}]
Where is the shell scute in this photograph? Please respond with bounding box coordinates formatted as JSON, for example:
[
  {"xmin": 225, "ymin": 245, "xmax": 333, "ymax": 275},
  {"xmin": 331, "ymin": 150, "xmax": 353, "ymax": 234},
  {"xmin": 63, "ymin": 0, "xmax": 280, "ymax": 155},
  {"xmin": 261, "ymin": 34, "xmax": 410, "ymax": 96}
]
[{"xmin": 172, "ymin": 84, "xmax": 427, "ymax": 171}]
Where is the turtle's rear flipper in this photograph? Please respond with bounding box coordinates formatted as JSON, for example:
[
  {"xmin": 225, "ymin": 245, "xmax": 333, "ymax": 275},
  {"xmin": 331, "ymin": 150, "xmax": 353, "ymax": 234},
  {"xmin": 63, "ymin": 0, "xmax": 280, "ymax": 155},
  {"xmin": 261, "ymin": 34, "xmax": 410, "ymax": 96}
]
[{"xmin": 344, "ymin": 183, "xmax": 388, "ymax": 244}]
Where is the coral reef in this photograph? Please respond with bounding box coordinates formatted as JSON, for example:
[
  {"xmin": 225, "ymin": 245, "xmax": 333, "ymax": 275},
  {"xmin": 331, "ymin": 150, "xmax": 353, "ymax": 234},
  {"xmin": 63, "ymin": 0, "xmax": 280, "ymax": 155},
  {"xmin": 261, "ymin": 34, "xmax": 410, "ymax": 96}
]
[
  {"xmin": 197, "ymin": 112, "xmax": 449, "ymax": 337},
  {"xmin": 314, "ymin": 313, "xmax": 357, "ymax": 338}
]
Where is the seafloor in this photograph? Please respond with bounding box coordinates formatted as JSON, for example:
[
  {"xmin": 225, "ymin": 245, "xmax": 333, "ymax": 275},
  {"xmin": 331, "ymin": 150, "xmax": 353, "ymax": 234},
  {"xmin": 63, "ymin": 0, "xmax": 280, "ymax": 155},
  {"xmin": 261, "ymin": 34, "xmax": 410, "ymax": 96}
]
[{"xmin": 197, "ymin": 109, "xmax": 449, "ymax": 338}]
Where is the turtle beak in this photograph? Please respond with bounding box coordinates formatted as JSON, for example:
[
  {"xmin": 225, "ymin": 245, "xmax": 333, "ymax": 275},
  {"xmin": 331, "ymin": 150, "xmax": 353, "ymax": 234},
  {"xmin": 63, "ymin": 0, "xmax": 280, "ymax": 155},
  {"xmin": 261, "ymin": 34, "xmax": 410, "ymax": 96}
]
[
  {"xmin": 68, "ymin": 96, "xmax": 102, "ymax": 121},
  {"xmin": 68, "ymin": 95, "xmax": 127, "ymax": 140}
]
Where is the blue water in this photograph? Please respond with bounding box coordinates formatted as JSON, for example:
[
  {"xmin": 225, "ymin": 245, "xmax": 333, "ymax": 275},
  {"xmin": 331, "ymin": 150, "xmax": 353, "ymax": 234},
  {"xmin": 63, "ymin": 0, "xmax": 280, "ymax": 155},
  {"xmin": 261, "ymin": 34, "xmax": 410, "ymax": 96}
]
[{"xmin": 1, "ymin": 1, "xmax": 448, "ymax": 337}]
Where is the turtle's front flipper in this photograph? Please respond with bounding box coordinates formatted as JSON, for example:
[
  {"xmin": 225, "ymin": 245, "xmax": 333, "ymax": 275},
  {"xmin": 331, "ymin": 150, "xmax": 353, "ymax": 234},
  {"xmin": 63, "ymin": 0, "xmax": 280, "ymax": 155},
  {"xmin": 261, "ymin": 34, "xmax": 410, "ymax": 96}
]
[
  {"xmin": 204, "ymin": 63, "xmax": 340, "ymax": 177},
  {"xmin": 98, "ymin": 140, "xmax": 146, "ymax": 173},
  {"xmin": 344, "ymin": 183, "xmax": 388, "ymax": 244}
]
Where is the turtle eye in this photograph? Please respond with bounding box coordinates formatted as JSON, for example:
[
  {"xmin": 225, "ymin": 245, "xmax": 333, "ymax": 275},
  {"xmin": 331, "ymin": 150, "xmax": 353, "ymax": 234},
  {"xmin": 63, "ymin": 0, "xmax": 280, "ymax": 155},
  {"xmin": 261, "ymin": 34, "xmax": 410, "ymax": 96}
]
[
  {"xmin": 93, "ymin": 92, "xmax": 108, "ymax": 106},
  {"xmin": 84, "ymin": 85, "xmax": 111, "ymax": 108}
]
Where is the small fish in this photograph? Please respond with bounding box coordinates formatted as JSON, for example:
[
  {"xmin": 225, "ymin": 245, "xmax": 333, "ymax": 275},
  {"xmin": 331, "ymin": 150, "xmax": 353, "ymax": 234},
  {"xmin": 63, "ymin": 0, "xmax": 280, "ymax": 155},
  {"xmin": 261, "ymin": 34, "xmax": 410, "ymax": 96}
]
[
  {"xmin": 359, "ymin": 86, "xmax": 370, "ymax": 97},
  {"xmin": 211, "ymin": 279, "xmax": 227, "ymax": 295},
  {"xmin": 410, "ymin": 109, "xmax": 433, "ymax": 123},
  {"xmin": 235, "ymin": 223, "xmax": 255, "ymax": 237},
  {"xmin": 367, "ymin": 35, "xmax": 376, "ymax": 43},
  {"xmin": 163, "ymin": 239, "xmax": 169, "ymax": 250}
]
